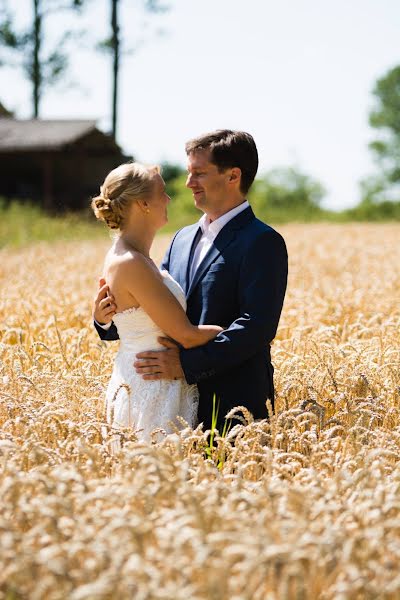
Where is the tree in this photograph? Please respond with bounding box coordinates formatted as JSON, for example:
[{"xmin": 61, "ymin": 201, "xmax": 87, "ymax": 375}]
[
  {"xmin": 98, "ymin": 0, "xmax": 168, "ymax": 141},
  {"xmin": 364, "ymin": 65, "xmax": 400, "ymax": 201},
  {"xmin": 0, "ymin": 0, "xmax": 86, "ymax": 117},
  {"xmin": 251, "ymin": 166, "xmax": 326, "ymax": 209},
  {"xmin": 246, "ymin": 166, "xmax": 327, "ymax": 222},
  {"xmin": 160, "ymin": 162, "xmax": 186, "ymax": 183}
]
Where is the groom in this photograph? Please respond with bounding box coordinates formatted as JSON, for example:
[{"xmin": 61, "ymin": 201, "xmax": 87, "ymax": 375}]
[{"xmin": 94, "ymin": 130, "xmax": 288, "ymax": 432}]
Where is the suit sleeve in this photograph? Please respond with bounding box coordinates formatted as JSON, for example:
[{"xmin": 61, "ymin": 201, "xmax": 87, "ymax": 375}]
[
  {"xmin": 94, "ymin": 319, "xmax": 120, "ymax": 341},
  {"xmin": 180, "ymin": 230, "xmax": 288, "ymax": 383}
]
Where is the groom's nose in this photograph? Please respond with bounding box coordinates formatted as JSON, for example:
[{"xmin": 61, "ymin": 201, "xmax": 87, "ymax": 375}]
[{"xmin": 186, "ymin": 173, "xmax": 194, "ymax": 188}]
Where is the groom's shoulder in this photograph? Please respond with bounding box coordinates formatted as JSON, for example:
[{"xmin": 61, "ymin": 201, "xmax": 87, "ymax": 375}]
[{"xmin": 246, "ymin": 215, "xmax": 286, "ymax": 245}]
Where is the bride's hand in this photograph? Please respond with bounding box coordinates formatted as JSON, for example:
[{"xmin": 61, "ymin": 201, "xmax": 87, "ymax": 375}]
[
  {"xmin": 93, "ymin": 277, "xmax": 117, "ymax": 324},
  {"xmin": 195, "ymin": 324, "xmax": 224, "ymax": 345},
  {"xmin": 175, "ymin": 324, "xmax": 224, "ymax": 349}
]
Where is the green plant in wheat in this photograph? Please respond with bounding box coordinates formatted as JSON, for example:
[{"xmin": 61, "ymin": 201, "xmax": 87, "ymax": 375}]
[{"xmin": 204, "ymin": 394, "xmax": 232, "ymax": 469}]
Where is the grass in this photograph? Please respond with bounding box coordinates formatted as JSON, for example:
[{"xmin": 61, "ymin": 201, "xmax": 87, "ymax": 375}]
[
  {"xmin": 0, "ymin": 224, "xmax": 399, "ymax": 598},
  {"xmin": 203, "ymin": 394, "xmax": 233, "ymax": 469},
  {"xmin": 0, "ymin": 199, "xmax": 108, "ymax": 248}
]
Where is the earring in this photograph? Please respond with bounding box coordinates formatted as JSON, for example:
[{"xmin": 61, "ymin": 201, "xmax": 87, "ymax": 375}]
[{"xmin": 146, "ymin": 208, "xmax": 150, "ymax": 214}]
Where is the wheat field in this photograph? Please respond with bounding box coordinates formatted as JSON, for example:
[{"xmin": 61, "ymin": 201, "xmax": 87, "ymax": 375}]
[{"xmin": 1, "ymin": 224, "xmax": 399, "ymax": 600}]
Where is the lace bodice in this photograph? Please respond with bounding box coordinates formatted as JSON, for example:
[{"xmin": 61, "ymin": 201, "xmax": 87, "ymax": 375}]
[{"xmin": 112, "ymin": 269, "xmax": 186, "ymax": 353}]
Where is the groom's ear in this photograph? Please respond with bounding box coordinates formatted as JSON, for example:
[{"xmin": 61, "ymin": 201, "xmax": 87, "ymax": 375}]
[{"xmin": 228, "ymin": 167, "xmax": 241, "ymax": 186}]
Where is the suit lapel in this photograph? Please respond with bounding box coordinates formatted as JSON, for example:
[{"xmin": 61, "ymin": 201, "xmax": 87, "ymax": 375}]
[
  {"xmin": 175, "ymin": 224, "xmax": 202, "ymax": 294},
  {"xmin": 187, "ymin": 229, "xmax": 234, "ymax": 298},
  {"xmin": 187, "ymin": 206, "xmax": 255, "ymax": 298}
]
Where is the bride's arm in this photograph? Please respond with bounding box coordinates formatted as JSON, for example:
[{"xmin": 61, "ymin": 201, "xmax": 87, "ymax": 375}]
[{"xmin": 115, "ymin": 256, "xmax": 222, "ymax": 349}]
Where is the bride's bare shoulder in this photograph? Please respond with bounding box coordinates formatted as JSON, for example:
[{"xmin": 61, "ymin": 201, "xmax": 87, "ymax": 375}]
[
  {"xmin": 106, "ymin": 242, "xmax": 144, "ymax": 267},
  {"xmin": 106, "ymin": 247, "xmax": 157, "ymax": 282}
]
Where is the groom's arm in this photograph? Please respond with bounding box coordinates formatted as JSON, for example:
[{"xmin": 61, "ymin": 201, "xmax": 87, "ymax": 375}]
[
  {"xmin": 94, "ymin": 319, "xmax": 119, "ymax": 341},
  {"xmin": 180, "ymin": 230, "xmax": 288, "ymax": 383}
]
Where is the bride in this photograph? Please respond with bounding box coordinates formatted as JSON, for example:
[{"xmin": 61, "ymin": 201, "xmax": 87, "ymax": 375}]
[{"xmin": 91, "ymin": 162, "xmax": 222, "ymax": 445}]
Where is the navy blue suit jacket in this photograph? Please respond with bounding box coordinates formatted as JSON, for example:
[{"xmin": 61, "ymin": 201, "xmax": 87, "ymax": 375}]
[{"xmin": 94, "ymin": 206, "xmax": 288, "ymax": 432}]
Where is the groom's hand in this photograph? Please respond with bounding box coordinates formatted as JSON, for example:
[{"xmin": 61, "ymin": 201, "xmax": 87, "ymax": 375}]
[{"xmin": 134, "ymin": 337, "xmax": 185, "ymax": 381}]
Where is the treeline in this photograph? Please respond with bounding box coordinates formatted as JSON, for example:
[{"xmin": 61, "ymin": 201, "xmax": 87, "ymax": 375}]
[{"xmin": 161, "ymin": 164, "xmax": 400, "ymax": 228}]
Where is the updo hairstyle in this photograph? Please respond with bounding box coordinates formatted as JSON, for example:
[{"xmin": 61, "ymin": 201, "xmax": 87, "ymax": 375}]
[{"xmin": 91, "ymin": 162, "xmax": 160, "ymax": 230}]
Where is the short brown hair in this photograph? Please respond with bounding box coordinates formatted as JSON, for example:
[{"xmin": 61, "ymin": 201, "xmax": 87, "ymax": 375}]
[{"xmin": 185, "ymin": 129, "xmax": 258, "ymax": 195}]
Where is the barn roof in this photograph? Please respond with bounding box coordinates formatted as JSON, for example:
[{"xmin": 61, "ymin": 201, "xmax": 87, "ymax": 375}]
[{"xmin": 0, "ymin": 118, "xmax": 108, "ymax": 152}]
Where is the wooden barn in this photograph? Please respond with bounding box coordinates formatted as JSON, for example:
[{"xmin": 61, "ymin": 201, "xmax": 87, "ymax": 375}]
[{"xmin": 0, "ymin": 118, "xmax": 131, "ymax": 211}]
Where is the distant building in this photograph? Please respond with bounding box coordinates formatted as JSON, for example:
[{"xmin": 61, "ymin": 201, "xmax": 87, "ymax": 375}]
[
  {"xmin": 0, "ymin": 102, "xmax": 13, "ymax": 117},
  {"xmin": 0, "ymin": 118, "xmax": 131, "ymax": 211}
]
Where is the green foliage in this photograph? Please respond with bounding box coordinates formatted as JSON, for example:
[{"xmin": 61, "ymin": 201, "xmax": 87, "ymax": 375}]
[
  {"xmin": 204, "ymin": 394, "xmax": 232, "ymax": 470},
  {"xmin": 248, "ymin": 166, "xmax": 329, "ymax": 223},
  {"xmin": 0, "ymin": 199, "xmax": 107, "ymax": 248},
  {"xmin": 343, "ymin": 198, "xmax": 400, "ymax": 221},
  {"xmin": 160, "ymin": 162, "xmax": 186, "ymax": 183},
  {"xmin": 163, "ymin": 164, "xmax": 331, "ymax": 228},
  {"xmin": 164, "ymin": 173, "xmax": 201, "ymax": 230},
  {"xmin": 252, "ymin": 166, "xmax": 325, "ymax": 208},
  {"xmin": 370, "ymin": 66, "xmax": 400, "ymax": 134},
  {"xmin": 0, "ymin": 0, "xmax": 87, "ymax": 116},
  {"xmin": 0, "ymin": 14, "xmax": 20, "ymax": 49},
  {"xmin": 161, "ymin": 166, "xmax": 400, "ymax": 228},
  {"xmin": 364, "ymin": 64, "xmax": 400, "ymax": 204},
  {"xmin": 2, "ymin": 166, "xmax": 399, "ymax": 250},
  {"xmin": 145, "ymin": 0, "xmax": 169, "ymax": 12}
]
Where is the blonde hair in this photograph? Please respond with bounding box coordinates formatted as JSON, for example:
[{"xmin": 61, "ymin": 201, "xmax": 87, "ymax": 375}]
[{"xmin": 91, "ymin": 162, "xmax": 160, "ymax": 230}]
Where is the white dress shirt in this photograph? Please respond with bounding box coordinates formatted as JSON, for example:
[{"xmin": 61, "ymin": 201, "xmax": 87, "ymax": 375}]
[
  {"xmin": 188, "ymin": 200, "xmax": 250, "ymax": 285},
  {"xmin": 96, "ymin": 200, "xmax": 250, "ymax": 330}
]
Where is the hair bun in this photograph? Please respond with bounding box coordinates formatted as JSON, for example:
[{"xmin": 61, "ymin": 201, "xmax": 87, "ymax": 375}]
[
  {"xmin": 93, "ymin": 194, "xmax": 110, "ymax": 209},
  {"xmin": 91, "ymin": 193, "xmax": 121, "ymax": 229},
  {"xmin": 91, "ymin": 161, "xmax": 161, "ymax": 231}
]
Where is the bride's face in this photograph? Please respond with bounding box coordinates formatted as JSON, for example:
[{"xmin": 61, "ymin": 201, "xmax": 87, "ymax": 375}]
[{"xmin": 147, "ymin": 174, "xmax": 171, "ymax": 228}]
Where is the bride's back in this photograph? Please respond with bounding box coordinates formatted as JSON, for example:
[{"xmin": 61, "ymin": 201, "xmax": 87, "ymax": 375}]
[{"xmin": 103, "ymin": 241, "xmax": 160, "ymax": 314}]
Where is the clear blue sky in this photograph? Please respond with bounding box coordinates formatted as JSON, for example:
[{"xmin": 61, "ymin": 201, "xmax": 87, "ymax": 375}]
[{"xmin": 1, "ymin": 0, "xmax": 399, "ymax": 209}]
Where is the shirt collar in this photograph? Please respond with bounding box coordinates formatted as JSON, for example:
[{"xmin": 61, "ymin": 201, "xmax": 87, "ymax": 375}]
[{"xmin": 199, "ymin": 200, "xmax": 250, "ymax": 239}]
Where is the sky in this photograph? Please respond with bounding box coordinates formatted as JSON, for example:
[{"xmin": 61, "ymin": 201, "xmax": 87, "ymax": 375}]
[{"xmin": 1, "ymin": 0, "xmax": 399, "ymax": 209}]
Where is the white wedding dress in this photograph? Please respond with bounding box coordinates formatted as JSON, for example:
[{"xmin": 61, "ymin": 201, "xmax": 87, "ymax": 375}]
[{"xmin": 105, "ymin": 269, "xmax": 199, "ymax": 446}]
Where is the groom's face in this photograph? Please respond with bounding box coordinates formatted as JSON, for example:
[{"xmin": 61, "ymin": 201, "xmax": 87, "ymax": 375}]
[{"xmin": 186, "ymin": 150, "xmax": 229, "ymax": 214}]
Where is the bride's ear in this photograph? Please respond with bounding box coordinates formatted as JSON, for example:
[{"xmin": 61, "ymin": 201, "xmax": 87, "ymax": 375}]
[{"xmin": 137, "ymin": 199, "xmax": 150, "ymax": 214}]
